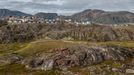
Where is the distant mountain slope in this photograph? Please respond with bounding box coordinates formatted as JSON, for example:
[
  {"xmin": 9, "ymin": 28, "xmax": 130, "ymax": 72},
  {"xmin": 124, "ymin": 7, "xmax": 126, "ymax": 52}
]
[
  {"xmin": 71, "ymin": 9, "xmax": 134, "ymax": 24},
  {"xmin": 35, "ymin": 12, "xmax": 58, "ymax": 19},
  {"xmin": 0, "ymin": 9, "xmax": 31, "ymax": 18},
  {"xmin": 0, "ymin": 9, "xmax": 134, "ymax": 24}
]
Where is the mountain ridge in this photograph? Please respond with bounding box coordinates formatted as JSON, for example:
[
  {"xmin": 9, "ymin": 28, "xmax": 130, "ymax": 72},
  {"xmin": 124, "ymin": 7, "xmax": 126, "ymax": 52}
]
[
  {"xmin": 0, "ymin": 9, "xmax": 32, "ymax": 18},
  {"xmin": 0, "ymin": 9, "xmax": 134, "ymax": 24},
  {"xmin": 71, "ymin": 9, "xmax": 134, "ymax": 24}
]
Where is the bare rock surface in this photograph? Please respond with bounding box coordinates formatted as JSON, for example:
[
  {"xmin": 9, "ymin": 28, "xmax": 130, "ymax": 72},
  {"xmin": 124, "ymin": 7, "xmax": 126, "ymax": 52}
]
[
  {"xmin": 1, "ymin": 23, "xmax": 134, "ymax": 43},
  {"xmin": 22, "ymin": 45, "xmax": 134, "ymax": 71},
  {"xmin": 0, "ymin": 45, "xmax": 134, "ymax": 75}
]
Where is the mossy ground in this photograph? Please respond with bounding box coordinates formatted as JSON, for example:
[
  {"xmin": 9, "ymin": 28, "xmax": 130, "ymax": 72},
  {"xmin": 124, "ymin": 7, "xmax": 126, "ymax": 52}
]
[
  {"xmin": 68, "ymin": 59, "xmax": 134, "ymax": 75},
  {"xmin": 0, "ymin": 63, "xmax": 61, "ymax": 75},
  {"xmin": 0, "ymin": 39, "xmax": 134, "ymax": 75}
]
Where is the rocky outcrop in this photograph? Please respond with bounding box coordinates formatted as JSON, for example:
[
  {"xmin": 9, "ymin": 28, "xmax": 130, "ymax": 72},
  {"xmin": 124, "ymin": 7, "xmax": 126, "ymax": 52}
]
[
  {"xmin": 1, "ymin": 24, "xmax": 134, "ymax": 43},
  {"xmin": 22, "ymin": 45, "xmax": 134, "ymax": 71},
  {"xmin": 0, "ymin": 23, "xmax": 43, "ymax": 43},
  {"xmin": 0, "ymin": 45, "xmax": 133, "ymax": 75},
  {"xmin": 44, "ymin": 25, "xmax": 134, "ymax": 41}
]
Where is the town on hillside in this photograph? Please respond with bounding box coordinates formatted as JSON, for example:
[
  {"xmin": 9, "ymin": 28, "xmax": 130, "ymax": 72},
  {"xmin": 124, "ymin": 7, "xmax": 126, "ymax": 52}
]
[
  {"xmin": 0, "ymin": 16, "xmax": 91, "ymax": 25},
  {"xmin": 1, "ymin": 16, "xmax": 134, "ymax": 27}
]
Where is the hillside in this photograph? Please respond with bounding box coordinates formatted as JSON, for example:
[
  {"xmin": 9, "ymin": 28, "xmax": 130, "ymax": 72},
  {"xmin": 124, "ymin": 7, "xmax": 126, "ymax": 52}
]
[
  {"xmin": 0, "ymin": 9, "xmax": 134, "ymax": 75},
  {"xmin": 0, "ymin": 9, "xmax": 31, "ymax": 18},
  {"xmin": 0, "ymin": 22, "xmax": 134, "ymax": 75},
  {"xmin": 35, "ymin": 12, "xmax": 58, "ymax": 19},
  {"xmin": 71, "ymin": 9, "xmax": 134, "ymax": 24},
  {"xmin": 0, "ymin": 22, "xmax": 134, "ymax": 43},
  {"xmin": 0, "ymin": 39, "xmax": 134, "ymax": 75},
  {"xmin": 1, "ymin": 9, "xmax": 134, "ymax": 24}
]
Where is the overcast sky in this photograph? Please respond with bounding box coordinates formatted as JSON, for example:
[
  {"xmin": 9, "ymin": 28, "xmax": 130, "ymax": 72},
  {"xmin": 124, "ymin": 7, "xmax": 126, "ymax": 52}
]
[{"xmin": 0, "ymin": 0, "xmax": 134, "ymax": 15}]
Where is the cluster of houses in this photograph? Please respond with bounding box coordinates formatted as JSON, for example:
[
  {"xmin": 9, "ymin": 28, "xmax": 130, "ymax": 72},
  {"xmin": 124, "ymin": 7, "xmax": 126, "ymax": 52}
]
[
  {"xmin": 1, "ymin": 16, "xmax": 72, "ymax": 25},
  {"xmin": 74, "ymin": 21, "xmax": 91, "ymax": 25},
  {"xmin": 1, "ymin": 16, "xmax": 92, "ymax": 25},
  {"xmin": 3, "ymin": 16, "xmax": 38, "ymax": 24},
  {"xmin": 5, "ymin": 16, "xmax": 133, "ymax": 26},
  {"xmin": 1, "ymin": 15, "xmax": 134, "ymax": 26},
  {"xmin": 73, "ymin": 18, "xmax": 92, "ymax": 25}
]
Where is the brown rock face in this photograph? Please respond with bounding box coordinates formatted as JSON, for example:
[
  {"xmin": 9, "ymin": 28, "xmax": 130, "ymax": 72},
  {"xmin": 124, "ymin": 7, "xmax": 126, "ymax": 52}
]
[
  {"xmin": 1, "ymin": 24, "xmax": 134, "ymax": 43},
  {"xmin": 22, "ymin": 45, "xmax": 134, "ymax": 70}
]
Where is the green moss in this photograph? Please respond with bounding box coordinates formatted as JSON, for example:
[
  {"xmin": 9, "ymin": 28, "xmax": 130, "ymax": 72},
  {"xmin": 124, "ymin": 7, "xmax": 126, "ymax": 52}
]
[
  {"xmin": 0, "ymin": 64, "xmax": 61, "ymax": 75},
  {"xmin": 69, "ymin": 67, "xmax": 90, "ymax": 75},
  {"xmin": 101, "ymin": 61, "xmax": 121, "ymax": 68},
  {"xmin": 16, "ymin": 40, "xmax": 78, "ymax": 57},
  {"xmin": 0, "ymin": 40, "xmax": 134, "ymax": 75},
  {"xmin": 32, "ymin": 70, "xmax": 61, "ymax": 75},
  {"xmin": 0, "ymin": 42, "xmax": 28, "ymax": 57},
  {"xmin": 8, "ymin": 43, "xmax": 28, "ymax": 51},
  {"xmin": 0, "ymin": 64, "xmax": 28, "ymax": 75},
  {"xmin": 96, "ymin": 41, "xmax": 134, "ymax": 48}
]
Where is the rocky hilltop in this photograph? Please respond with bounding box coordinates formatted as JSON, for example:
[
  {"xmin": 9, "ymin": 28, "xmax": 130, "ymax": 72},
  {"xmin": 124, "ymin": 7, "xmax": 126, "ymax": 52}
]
[
  {"xmin": 23, "ymin": 45, "xmax": 134, "ymax": 70},
  {"xmin": 71, "ymin": 9, "xmax": 134, "ymax": 24},
  {"xmin": 2, "ymin": 44, "xmax": 134, "ymax": 75},
  {"xmin": 0, "ymin": 22, "xmax": 134, "ymax": 43}
]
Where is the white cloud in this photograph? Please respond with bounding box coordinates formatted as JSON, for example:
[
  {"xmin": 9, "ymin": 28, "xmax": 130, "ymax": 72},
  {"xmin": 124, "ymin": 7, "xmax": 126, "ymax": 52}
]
[
  {"xmin": 37, "ymin": 0, "xmax": 65, "ymax": 5},
  {"xmin": 0, "ymin": 0, "xmax": 133, "ymax": 15}
]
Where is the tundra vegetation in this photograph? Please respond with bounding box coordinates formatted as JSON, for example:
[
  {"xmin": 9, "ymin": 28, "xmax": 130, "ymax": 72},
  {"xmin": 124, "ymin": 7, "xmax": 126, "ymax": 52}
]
[{"xmin": 0, "ymin": 20, "xmax": 134, "ymax": 75}]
